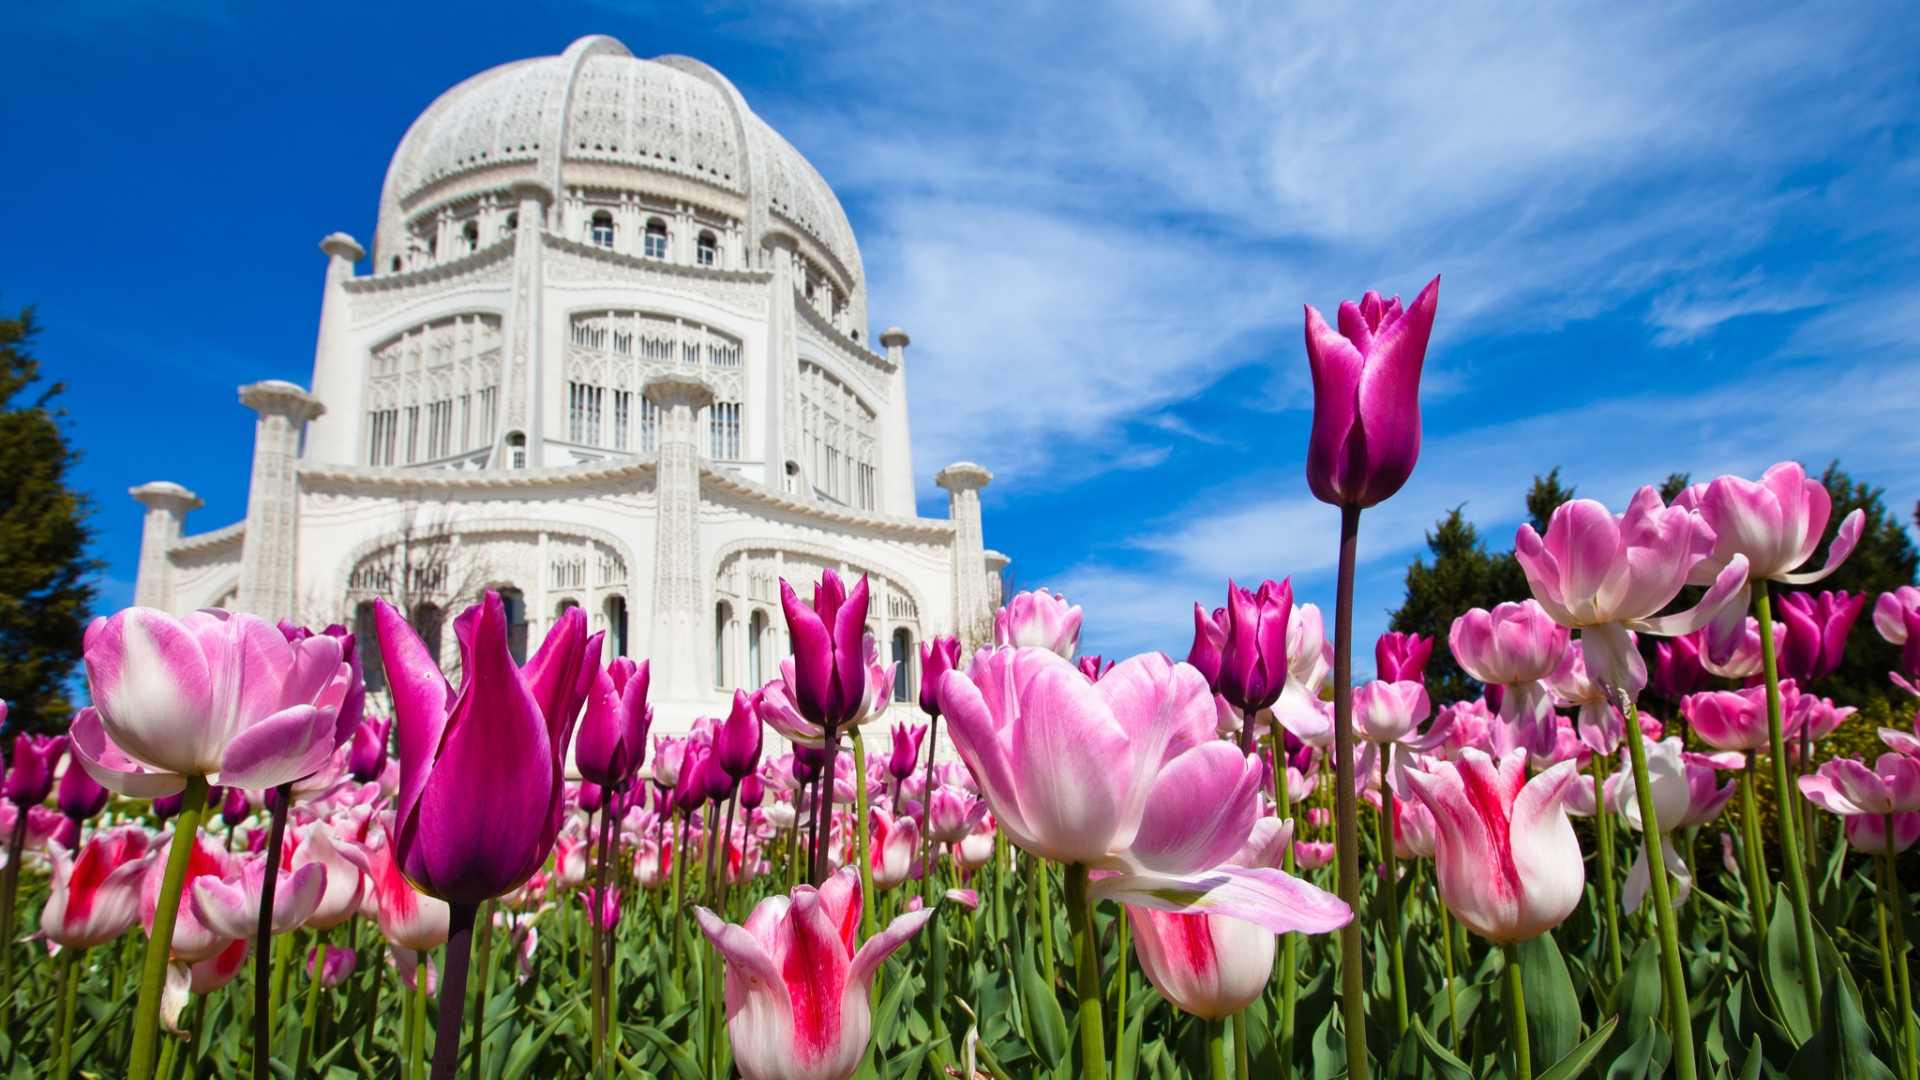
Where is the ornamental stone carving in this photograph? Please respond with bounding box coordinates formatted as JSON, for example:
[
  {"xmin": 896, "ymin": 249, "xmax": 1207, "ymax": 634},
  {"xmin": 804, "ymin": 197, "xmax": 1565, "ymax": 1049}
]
[{"xmin": 236, "ymin": 381, "xmax": 325, "ymax": 622}]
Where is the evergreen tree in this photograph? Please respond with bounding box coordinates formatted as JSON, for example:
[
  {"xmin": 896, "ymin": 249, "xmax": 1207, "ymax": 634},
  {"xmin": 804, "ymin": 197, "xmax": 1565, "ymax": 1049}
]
[
  {"xmin": 1386, "ymin": 507, "xmax": 1531, "ymax": 704},
  {"xmin": 0, "ymin": 306, "xmax": 98, "ymax": 734},
  {"xmin": 1525, "ymin": 466, "xmax": 1575, "ymax": 534}
]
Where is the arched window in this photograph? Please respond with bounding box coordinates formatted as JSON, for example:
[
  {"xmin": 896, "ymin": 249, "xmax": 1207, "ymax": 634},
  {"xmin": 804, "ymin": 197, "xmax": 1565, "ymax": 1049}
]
[
  {"xmin": 462, "ymin": 220, "xmax": 479, "ymax": 252},
  {"xmin": 499, "ymin": 589, "xmax": 528, "ymax": 665},
  {"xmin": 590, "ymin": 211, "xmax": 615, "ymax": 249},
  {"xmin": 749, "ymin": 609, "xmax": 767, "ymax": 688},
  {"xmin": 644, "ymin": 219, "xmax": 668, "ymax": 260},
  {"xmin": 390, "ymin": 256, "xmax": 403, "ymax": 273},
  {"xmin": 605, "ymin": 595, "xmax": 628, "ymax": 658},
  {"xmin": 507, "ymin": 431, "xmax": 526, "ymax": 469},
  {"xmin": 413, "ymin": 603, "xmax": 445, "ymax": 668},
  {"xmin": 697, "ymin": 231, "xmax": 717, "ymax": 266},
  {"xmin": 892, "ymin": 628, "xmax": 913, "ymax": 702},
  {"xmin": 355, "ymin": 601, "xmax": 387, "ymax": 693},
  {"xmin": 714, "ymin": 601, "xmax": 732, "ymax": 687},
  {"xmin": 504, "ymin": 211, "xmax": 519, "ymax": 237}
]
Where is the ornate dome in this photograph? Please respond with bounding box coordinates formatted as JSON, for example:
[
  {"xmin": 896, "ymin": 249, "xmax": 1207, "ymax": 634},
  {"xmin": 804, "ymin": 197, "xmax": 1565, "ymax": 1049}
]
[{"xmin": 373, "ymin": 35, "xmax": 863, "ymax": 293}]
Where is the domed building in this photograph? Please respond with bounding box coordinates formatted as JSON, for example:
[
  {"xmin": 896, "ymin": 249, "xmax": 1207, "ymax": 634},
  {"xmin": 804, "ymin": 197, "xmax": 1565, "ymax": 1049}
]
[{"xmin": 126, "ymin": 35, "xmax": 1005, "ymax": 730}]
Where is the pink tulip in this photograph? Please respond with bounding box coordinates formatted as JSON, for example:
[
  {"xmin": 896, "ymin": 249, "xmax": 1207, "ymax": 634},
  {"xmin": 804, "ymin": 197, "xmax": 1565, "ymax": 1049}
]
[
  {"xmin": 1514, "ymin": 490, "xmax": 1751, "ymax": 696},
  {"xmin": 139, "ymin": 832, "xmax": 235, "ymax": 962},
  {"xmin": 1273, "ymin": 603, "xmax": 1334, "ymax": 746},
  {"xmin": 1776, "ymin": 590, "xmax": 1864, "ymax": 684},
  {"xmin": 1425, "ymin": 700, "xmax": 1494, "ymax": 760},
  {"xmin": 76, "ymin": 608, "xmax": 355, "ymax": 796},
  {"xmin": 938, "ymin": 649, "xmax": 1350, "ymax": 933},
  {"xmin": 378, "ymin": 593, "xmax": 596, "ymax": 905},
  {"xmin": 361, "ymin": 815, "xmax": 449, "ymax": 952},
  {"xmin": 1450, "ymin": 602, "xmax": 1569, "ymax": 689},
  {"xmin": 1873, "ymin": 587, "xmax": 1920, "ymax": 693},
  {"xmin": 1619, "ymin": 739, "xmax": 1735, "ymax": 911},
  {"xmin": 944, "ymin": 888, "xmax": 980, "ymax": 911},
  {"xmin": 1651, "ymin": 634, "xmax": 1713, "ymax": 700},
  {"xmin": 1403, "ymin": 748, "xmax": 1584, "ymax": 945},
  {"xmin": 1699, "ymin": 617, "xmax": 1781, "ymax": 680},
  {"xmin": 1844, "ymin": 812, "xmax": 1920, "ymax": 855},
  {"xmin": 953, "ymin": 813, "xmax": 996, "ymax": 873},
  {"xmin": 1543, "ymin": 646, "xmax": 1623, "ymax": 755},
  {"xmin": 42, "ymin": 827, "xmax": 154, "ymax": 948},
  {"xmin": 925, "ymin": 785, "xmax": 983, "ymax": 845},
  {"xmin": 1798, "ymin": 754, "xmax": 1920, "ymax": 816},
  {"xmin": 652, "ymin": 736, "xmax": 686, "ymax": 789},
  {"xmin": 1672, "ymin": 461, "xmax": 1865, "ymax": 587},
  {"xmin": 918, "ymin": 637, "xmax": 962, "ymax": 718},
  {"xmin": 390, "ymin": 946, "xmax": 438, "ymax": 995},
  {"xmin": 1791, "ymin": 693, "xmax": 1853, "ymax": 744},
  {"xmin": 160, "ymin": 937, "xmax": 251, "ymax": 1034},
  {"xmin": 993, "ymin": 589, "xmax": 1081, "ymax": 659},
  {"xmin": 1682, "ymin": 687, "xmax": 1773, "ymax": 752},
  {"xmin": 1217, "ymin": 579, "xmax": 1293, "ymax": 716},
  {"xmin": 289, "ymin": 819, "xmax": 365, "ymax": 930},
  {"xmin": 781, "ymin": 570, "xmax": 873, "ymax": 728},
  {"xmin": 1352, "ymin": 680, "xmax": 1430, "ymax": 746},
  {"xmin": 307, "ymin": 943, "xmax": 356, "ymax": 988},
  {"xmin": 1127, "ymin": 904, "xmax": 1275, "ymax": 1021},
  {"xmin": 1375, "ymin": 632, "xmax": 1434, "ymax": 684},
  {"xmin": 189, "ymin": 852, "xmax": 326, "ymax": 940},
  {"xmin": 1302, "ymin": 277, "xmax": 1439, "ymax": 509},
  {"xmin": 579, "ymin": 884, "xmax": 621, "ymax": 932},
  {"xmin": 868, "ymin": 808, "xmax": 919, "ymax": 890},
  {"xmin": 577, "ymin": 658, "xmax": 653, "ymax": 791},
  {"xmin": 1395, "ymin": 797, "xmax": 1436, "ymax": 860},
  {"xmin": 696, "ymin": 869, "xmax": 931, "ymax": 1080},
  {"xmin": 1292, "ymin": 841, "xmax": 1334, "ymax": 871},
  {"xmin": 634, "ymin": 836, "xmax": 673, "ymax": 889}
]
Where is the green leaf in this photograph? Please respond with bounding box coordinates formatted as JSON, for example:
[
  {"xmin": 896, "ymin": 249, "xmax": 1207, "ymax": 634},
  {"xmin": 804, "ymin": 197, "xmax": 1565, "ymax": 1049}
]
[
  {"xmin": 874, "ymin": 966, "xmax": 914, "ymax": 1050},
  {"xmin": 1410, "ymin": 1016, "xmax": 1475, "ymax": 1080},
  {"xmin": 1537, "ymin": 1015, "xmax": 1619, "ymax": 1080},
  {"xmin": 1786, "ymin": 967, "xmax": 1897, "ymax": 1080},
  {"xmin": 1596, "ymin": 939, "xmax": 1663, "ymax": 1079},
  {"xmin": 1736, "ymin": 1034, "xmax": 1766, "ymax": 1080},
  {"xmin": 1605, "ymin": 1025, "xmax": 1660, "ymax": 1080},
  {"xmin": 1310, "ymin": 1001, "xmax": 1347, "ymax": 1080},
  {"xmin": 1763, "ymin": 884, "xmax": 1816, "ymax": 1044},
  {"xmin": 1014, "ymin": 939, "xmax": 1066, "ymax": 1071},
  {"xmin": 1115, "ymin": 1000, "xmax": 1145, "ymax": 1080},
  {"xmin": 1518, "ymin": 931, "xmax": 1582, "ymax": 1067}
]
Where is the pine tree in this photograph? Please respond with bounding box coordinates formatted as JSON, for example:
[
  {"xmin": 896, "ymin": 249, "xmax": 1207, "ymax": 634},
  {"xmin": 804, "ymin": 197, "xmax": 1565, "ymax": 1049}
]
[
  {"xmin": 1386, "ymin": 507, "xmax": 1531, "ymax": 703},
  {"xmin": 0, "ymin": 306, "xmax": 98, "ymax": 734},
  {"xmin": 1525, "ymin": 466, "xmax": 1576, "ymax": 534}
]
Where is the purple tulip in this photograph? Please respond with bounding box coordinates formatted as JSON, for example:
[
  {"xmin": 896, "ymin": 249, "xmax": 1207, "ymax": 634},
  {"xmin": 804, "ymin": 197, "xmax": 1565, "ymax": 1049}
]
[
  {"xmin": 1374, "ymin": 632, "xmax": 1434, "ymax": 684},
  {"xmin": 791, "ymin": 744, "xmax": 824, "ymax": 783},
  {"xmin": 781, "ymin": 571, "xmax": 872, "ymax": 729},
  {"xmin": 712, "ymin": 690, "xmax": 762, "ymax": 782},
  {"xmin": 578, "ymin": 780, "xmax": 605, "ymax": 814},
  {"xmin": 1651, "ymin": 634, "xmax": 1713, "ymax": 700},
  {"xmin": 1218, "ymin": 579, "xmax": 1293, "ymax": 717},
  {"xmin": 57, "ymin": 756, "xmax": 110, "ymax": 822},
  {"xmin": 152, "ymin": 791, "xmax": 186, "ymax": 820},
  {"xmin": 1303, "ymin": 277, "xmax": 1439, "ymax": 509},
  {"xmin": 918, "ymin": 637, "xmax": 962, "ymax": 719},
  {"xmin": 739, "ymin": 774, "xmax": 765, "ymax": 811},
  {"xmin": 377, "ymin": 592, "xmax": 597, "ymax": 906},
  {"xmin": 348, "ymin": 717, "xmax": 391, "ymax": 784},
  {"xmin": 1187, "ymin": 605, "xmax": 1228, "ymax": 689},
  {"xmin": 886, "ymin": 723, "xmax": 926, "ymax": 781},
  {"xmin": 1078, "ymin": 655, "xmax": 1113, "ymax": 681},
  {"xmin": 5, "ymin": 734, "xmax": 68, "ymax": 808},
  {"xmin": 220, "ymin": 785, "xmax": 252, "ymax": 829},
  {"xmin": 577, "ymin": 658, "xmax": 654, "ymax": 790},
  {"xmin": 1776, "ymin": 590, "xmax": 1864, "ymax": 684}
]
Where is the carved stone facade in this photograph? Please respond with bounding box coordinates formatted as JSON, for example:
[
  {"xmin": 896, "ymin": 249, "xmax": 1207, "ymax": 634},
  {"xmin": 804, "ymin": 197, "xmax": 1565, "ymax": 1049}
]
[{"xmin": 125, "ymin": 36, "xmax": 1004, "ymax": 733}]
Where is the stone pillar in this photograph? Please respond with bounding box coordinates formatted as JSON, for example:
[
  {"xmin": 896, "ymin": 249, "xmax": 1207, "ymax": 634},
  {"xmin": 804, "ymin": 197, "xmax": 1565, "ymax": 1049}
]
[
  {"xmin": 762, "ymin": 233, "xmax": 799, "ymax": 494},
  {"xmin": 499, "ymin": 181, "xmax": 549, "ymax": 468},
  {"xmin": 984, "ymin": 550, "xmax": 1010, "ymax": 610},
  {"xmin": 303, "ymin": 232, "xmax": 364, "ymax": 466},
  {"xmin": 129, "ymin": 482, "xmax": 202, "ymax": 612},
  {"xmin": 879, "ymin": 327, "xmax": 917, "ymax": 516},
  {"xmin": 645, "ymin": 370, "xmax": 715, "ymax": 700},
  {"xmin": 935, "ymin": 462, "xmax": 994, "ymax": 652},
  {"xmin": 236, "ymin": 381, "xmax": 324, "ymax": 622}
]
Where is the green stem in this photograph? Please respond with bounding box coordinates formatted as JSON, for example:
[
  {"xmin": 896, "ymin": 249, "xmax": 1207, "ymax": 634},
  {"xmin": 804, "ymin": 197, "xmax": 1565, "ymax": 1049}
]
[
  {"xmin": 671, "ymin": 808, "xmax": 687, "ymax": 997},
  {"xmin": 1038, "ymin": 860, "xmax": 1057, "ymax": 988},
  {"xmin": 1592, "ymin": 755, "xmax": 1624, "ymax": 983},
  {"xmin": 1066, "ymin": 865, "xmax": 1109, "ymax": 1080},
  {"xmin": 851, "ymin": 728, "xmax": 878, "ymax": 947},
  {"xmin": 129, "ymin": 774, "xmax": 211, "ymax": 1080},
  {"xmin": 590, "ymin": 807, "xmax": 611, "ymax": 1076},
  {"xmin": 472, "ymin": 900, "xmax": 497, "ymax": 1080},
  {"xmin": 920, "ymin": 713, "xmax": 942, "ymax": 910},
  {"xmin": 1271, "ymin": 728, "xmax": 1299, "ymax": 1079},
  {"xmin": 56, "ymin": 946, "xmax": 81, "ymax": 1080},
  {"xmin": 1332, "ymin": 502, "xmax": 1368, "ymax": 1080},
  {"xmin": 297, "ymin": 940, "xmax": 326, "ymax": 1078},
  {"xmin": 1503, "ymin": 944, "xmax": 1531, "ymax": 1080},
  {"xmin": 1376, "ymin": 742, "xmax": 1408, "ymax": 1034},
  {"xmin": 0, "ymin": 805, "xmax": 27, "ymax": 1028},
  {"xmin": 1884, "ymin": 815, "xmax": 1917, "ymax": 1080},
  {"xmin": 1622, "ymin": 701, "xmax": 1698, "ymax": 1080},
  {"xmin": 1113, "ymin": 909, "xmax": 1129, "ymax": 1077},
  {"xmin": 1739, "ymin": 759, "xmax": 1772, "ymax": 941},
  {"xmin": 1754, "ymin": 583, "xmax": 1820, "ymax": 1020},
  {"xmin": 1208, "ymin": 1016, "xmax": 1229, "ymax": 1080},
  {"xmin": 411, "ymin": 950, "xmax": 429, "ymax": 1080},
  {"xmin": 1234, "ymin": 1010, "xmax": 1250, "ymax": 1080}
]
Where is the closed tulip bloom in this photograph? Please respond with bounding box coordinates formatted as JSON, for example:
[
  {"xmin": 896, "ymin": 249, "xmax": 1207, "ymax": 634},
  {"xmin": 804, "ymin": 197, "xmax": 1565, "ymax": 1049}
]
[
  {"xmin": 1218, "ymin": 579, "xmax": 1293, "ymax": 715},
  {"xmin": 43, "ymin": 827, "xmax": 155, "ymax": 948},
  {"xmin": 868, "ymin": 808, "xmax": 919, "ymax": 890},
  {"xmin": 993, "ymin": 589, "xmax": 1081, "ymax": 658},
  {"xmin": 1127, "ymin": 905, "xmax": 1275, "ymax": 1021},
  {"xmin": 1776, "ymin": 590, "xmax": 1864, "ymax": 684},
  {"xmin": 1799, "ymin": 754, "xmax": 1920, "ymax": 816},
  {"xmin": 1352, "ymin": 680, "xmax": 1430, "ymax": 745},
  {"xmin": 140, "ymin": 833, "xmax": 235, "ymax": 962},
  {"xmin": 1186, "ymin": 605, "xmax": 1228, "ymax": 689},
  {"xmin": 578, "ymin": 658, "xmax": 653, "ymax": 791},
  {"xmin": 925, "ymin": 785, "xmax": 984, "ymax": 845},
  {"xmin": 1873, "ymin": 588, "xmax": 1920, "ymax": 693},
  {"xmin": 1395, "ymin": 797, "xmax": 1436, "ymax": 860},
  {"xmin": 652, "ymin": 736, "xmax": 686, "ymax": 790},
  {"xmin": 711, "ymin": 689, "xmax": 762, "ymax": 782},
  {"xmin": 348, "ymin": 717, "xmax": 391, "ymax": 784},
  {"xmin": 1375, "ymin": 632, "xmax": 1434, "ymax": 684},
  {"xmin": 1403, "ymin": 748, "xmax": 1584, "ymax": 945},
  {"xmin": 189, "ymin": 853, "xmax": 326, "ymax": 940},
  {"xmin": 1673, "ymin": 462, "xmax": 1865, "ymax": 588},
  {"xmin": 290, "ymin": 819, "xmax": 365, "ymax": 930},
  {"xmin": 1303, "ymin": 277, "xmax": 1439, "ymax": 508},
  {"xmin": 307, "ymin": 944, "xmax": 356, "ymax": 988},
  {"xmin": 1514, "ymin": 490, "xmax": 1750, "ymax": 696},
  {"xmin": 1651, "ymin": 633, "xmax": 1713, "ymax": 700},
  {"xmin": 885, "ymin": 723, "xmax": 925, "ymax": 781},
  {"xmin": 1844, "ymin": 812, "xmax": 1920, "ymax": 856},
  {"xmin": 219, "ymin": 784, "xmax": 253, "ymax": 829},
  {"xmin": 77, "ymin": 608, "xmax": 354, "ymax": 796},
  {"xmin": 740, "ymin": 774, "xmax": 765, "ymax": 811},
  {"xmin": 1682, "ymin": 687, "xmax": 1772, "ymax": 752},
  {"xmin": 1699, "ymin": 616, "xmax": 1780, "ymax": 680},
  {"xmin": 7, "ymin": 733, "xmax": 68, "ymax": 808},
  {"xmin": 781, "ymin": 571, "xmax": 872, "ymax": 728},
  {"xmin": 390, "ymin": 947, "xmax": 438, "ymax": 995},
  {"xmin": 917, "ymin": 637, "xmax": 961, "ymax": 718},
  {"xmin": 953, "ymin": 814, "xmax": 996, "ymax": 873},
  {"xmin": 1450, "ymin": 602, "xmax": 1569, "ymax": 688},
  {"xmin": 378, "ymin": 593, "xmax": 597, "ymax": 906},
  {"xmin": 1293, "ymin": 841, "xmax": 1335, "ymax": 871},
  {"xmin": 696, "ymin": 869, "xmax": 932, "ymax": 1080},
  {"xmin": 57, "ymin": 755, "xmax": 110, "ymax": 823}
]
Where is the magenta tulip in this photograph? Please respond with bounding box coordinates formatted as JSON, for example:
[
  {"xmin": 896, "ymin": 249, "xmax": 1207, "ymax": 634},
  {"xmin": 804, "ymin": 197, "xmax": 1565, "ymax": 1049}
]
[
  {"xmin": 918, "ymin": 637, "xmax": 961, "ymax": 719},
  {"xmin": 1302, "ymin": 277, "xmax": 1439, "ymax": 508},
  {"xmin": 712, "ymin": 689, "xmax": 761, "ymax": 782},
  {"xmin": 378, "ymin": 592, "xmax": 596, "ymax": 906},
  {"xmin": 1699, "ymin": 616, "xmax": 1780, "ymax": 680},
  {"xmin": 1681, "ymin": 687, "xmax": 1773, "ymax": 752},
  {"xmin": 1403, "ymin": 748, "xmax": 1584, "ymax": 944},
  {"xmin": 577, "ymin": 658, "xmax": 653, "ymax": 791},
  {"xmin": 1798, "ymin": 754, "xmax": 1920, "ymax": 816},
  {"xmin": 925, "ymin": 785, "xmax": 984, "ymax": 845},
  {"xmin": 1293, "ymin": 841, "xmax": 1334, "ymax": 870},
  {"xmin": 885, "ymin": 723, "xmax": 925, "ymax": 781},
  {"xmin": 781, "ymin": 571, "xmax": 872, "ymax": 728},
  {"xmin": 1217, "ymin": 579, "xmax": 1293, "ymax": 718},
  {"xmin": 57, "ymin": 755, "xmax": 110, "ymax": 822},
  {"xmin": 348, "ymin": 717, "xmax": 391, "ymax": 784},
  {"xmin": 1187, "ymin": 605, "xmax": 1228, "ymax": 689},
  {"xmin": 1844, "ymin": 812, "xmax": 1920, "ymax": 855},
  {"xmin": 580, "ymin": 884, "xmax": 622, "ymax": 932},
  {"xmin": 1651, "ymin": 634, "xmax": 1713, "ymax": 700},
  {"xmin": 42, "ymin": 827, "xmax": 154, "ymax": 948},
  {"xmin": 6, "ymin": 733, "xmax": 67, "ymax": 808},
  {"xmin": 1873, "ymin": 587, "xmax": 1920, "ymax": 692},
  {"xmin": 307, "ymin": 944, "xmax": 357, "ymax": 988},
  {"xmin": 993, "ymin": 588, "xmax": 1081, "ymax": 658},
  {"xmin": 1776, "ymin": 590, "xmax": 1864, "ymax": 684},
  {"xmin": 1127, "ymin": 905, "xmax": 1275, "ymax": 1021},
  {"xmin": 696, "ymin": 869, "xmax": 931, "ymax": 1080},
  {"xmin": 1375, "ymin": 632, "xmax": 1433, "ymax": 684}
]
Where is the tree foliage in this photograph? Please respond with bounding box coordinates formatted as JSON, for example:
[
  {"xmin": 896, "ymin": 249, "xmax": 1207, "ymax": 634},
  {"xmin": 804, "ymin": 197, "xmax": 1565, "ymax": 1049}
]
[
  {"xmin": 0, "ymin": 305, "xmax": 98, "ymax": 734},
  {"xmin": 1386, "ymin": 507, "xmax": 1529, "ymax": 702}
]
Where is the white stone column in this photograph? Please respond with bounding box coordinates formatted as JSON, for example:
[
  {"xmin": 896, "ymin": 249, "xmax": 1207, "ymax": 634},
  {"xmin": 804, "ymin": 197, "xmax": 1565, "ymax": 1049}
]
[
  {"xmin": 879, "ymin": 327, "xmax": 917, "ymax": 516},
  {"xmin": 645, "ymin": 370, "xmax": 715, "ymax": 701},
  {"xmin": 302, "ymin": 233, "xmax": 363, "ymax": 466},
  {"xmin": 935, "ymin": 462, "xmax": 994, "ymax": 652},
  {"xmin": 762, "ymin": 234, "xmax": 799, "ymax": 493},
  {"xmin": 499, "ymin": 181, "xmax": 549, "ymax": 467},
  {"xmin": 236, "ymin": 381, "xmax": 324, "ymax": 622},
  {"xmin": 129, "ymin": 482, "xmax": 202, "ymax": 612}
]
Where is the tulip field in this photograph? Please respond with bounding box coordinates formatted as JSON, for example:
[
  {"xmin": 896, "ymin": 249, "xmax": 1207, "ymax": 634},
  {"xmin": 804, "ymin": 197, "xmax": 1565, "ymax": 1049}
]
[{"xmin": 9, "ymin": 277, "xmax": 1920, "ymax": 1079}]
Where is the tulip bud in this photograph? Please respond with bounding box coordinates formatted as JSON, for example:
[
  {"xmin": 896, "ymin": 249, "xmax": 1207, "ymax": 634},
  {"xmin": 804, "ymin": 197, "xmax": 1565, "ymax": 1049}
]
[
  {"xmin": 1375, "ymin": 632, "xmax": 1433, "ymax": 684},
  {"xmin": 57, "ymin": 755, "xmax": 110, "ymax": 822},
  {"xmin": 739, "ymin": 774, "xmax": 765, "ymax": 811},
  {"xmin": 917, "ymin": 637, "xmax": 962, "ymax": 719},
  {"xmin": 349, "ymin": 718, "xmax": 392, "ymax": 784},
  {"xmin": 1776, "ymin": 590, "xmax": 1864, "ymax": 684},
  {"xmin": 1218, "ymin": 579, "xmax": 1293, "ymax": 716},
  {"xmin": 886, "ymin": 723, "xmax": 925, "ymax": 781},
  {"xmin": 1303, "ymin": 277, "xmax": 1439, "ymax": 509},
  {"xmin": 1187, "ymin": 605, "xmax": 1228, "ymax": 689},
  {"xmin": 1650, "ymin": 634, "xmax": 1713, "ymax": 700},
  {"xmin": 220, "ymin": 785, "xmax": 252, "ymax": 829},
  {"xmin": 712, "ymin": 691, "xmax": 763, "ymax": 781},
  {"xmin": 5, "ymin": 733, "xmax": 68, "ymax": 809}
]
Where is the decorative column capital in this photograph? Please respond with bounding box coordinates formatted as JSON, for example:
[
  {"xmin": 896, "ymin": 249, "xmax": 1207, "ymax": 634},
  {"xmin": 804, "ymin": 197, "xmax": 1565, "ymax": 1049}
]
[
  {"xmin": 129, "ymin": 480, "xmax": 203, "ymax": 514},
  {"xmin": 239, "ymin": 380, "xmax": 326, "ymax": 424},
  {"xmin": 879, "ymin": 326, "xmax": 910, "ymax": 349},
  {"xmin": 935, "ymin": 461, "xmax": 993, "ymax": 494},
  {"xmin": 642, "ymin": 370, "xmax": 716, "ymax": 414},
  {"xmin": 319, "ymin": 233, "xmax": 365, "ymax": 264}
]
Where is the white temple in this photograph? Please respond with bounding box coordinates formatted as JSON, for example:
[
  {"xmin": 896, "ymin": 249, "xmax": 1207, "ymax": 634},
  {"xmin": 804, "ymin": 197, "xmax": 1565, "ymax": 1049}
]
[{"xmin": 127, "ymin": 34, "xmax": 1006, "ymax": 731}]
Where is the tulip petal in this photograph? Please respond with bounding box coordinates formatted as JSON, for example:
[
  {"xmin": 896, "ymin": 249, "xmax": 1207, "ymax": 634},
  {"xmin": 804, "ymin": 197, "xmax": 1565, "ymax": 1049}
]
[
  {"xmin": 1007, "ymin": 662, "xmax": 1133, "ymax": 866},
  {"xmin": 1505, "ymin": 759, "xmax": 1586, "ymax": 942},
  {"xmin": 1303, "ymin": 304, "xmax": 1364, "ymax": 506},
  {"xmin": 217, "ymin": 705, "xmax": 332, "ymax": 790},
  {"xmin": 70, "ymin": 707, "xmax": 187, "ymax": 799},
  {"xmin": 848, "ymin": 907, "xmax": 933, "ymax": 997},
  {"xmin": 1128, "ymin": 742, "xmax": 1261, "ymax": 875},
  {"xmin": 1630, "ymin": 556, "xmax": 1752, "ymax": 637},
  {"xmin": 84, "ymin": 608, "xmax": 215, "ymax": 778},
  {"xmin": 1088, "ymin": 866, "xmax": 1351, "ymax": 935},
  {"xmin": 188, "ymin": 875, "xmax": 258, "ymax": 941},
  {"xmin": 936, "ymin": 667, "xmax": 1037, "ymax": 852},
  {"xmin": 378, "ymin": 598, "xmax": 453, "ymax": 834},
  {"xmin": 1778, "ymin": 508, "xmax": 1865, "ymax": 585}
]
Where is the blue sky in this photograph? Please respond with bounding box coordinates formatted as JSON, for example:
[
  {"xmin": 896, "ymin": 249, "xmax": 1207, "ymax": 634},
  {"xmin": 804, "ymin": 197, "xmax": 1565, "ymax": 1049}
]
[{"xmin": 6, "ymin": 0, "xmax": 1919, "ymax": 673}]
